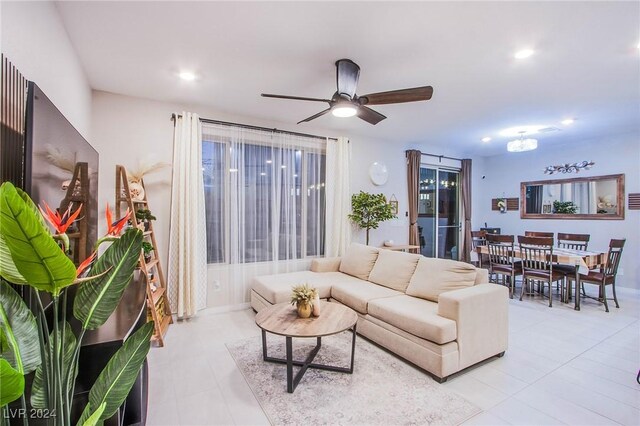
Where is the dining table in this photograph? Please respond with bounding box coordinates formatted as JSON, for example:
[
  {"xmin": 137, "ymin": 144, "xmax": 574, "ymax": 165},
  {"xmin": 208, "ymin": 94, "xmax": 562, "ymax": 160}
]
[{"xmin": 476, "ymin": 245, "xmax": 606, "ymax": 310}]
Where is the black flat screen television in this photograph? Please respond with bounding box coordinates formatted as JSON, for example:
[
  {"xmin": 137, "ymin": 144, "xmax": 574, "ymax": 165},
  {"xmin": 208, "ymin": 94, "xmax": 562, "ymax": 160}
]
[{"xmin": 25, "ymin": 82, "xmax": 99, "ymax": 262}]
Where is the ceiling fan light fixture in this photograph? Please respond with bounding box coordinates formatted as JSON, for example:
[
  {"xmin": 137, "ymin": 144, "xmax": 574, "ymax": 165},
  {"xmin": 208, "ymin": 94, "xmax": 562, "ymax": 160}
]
[{"xmin": 332, "ymin": 105, "xmax": 357, "ymax": 118}]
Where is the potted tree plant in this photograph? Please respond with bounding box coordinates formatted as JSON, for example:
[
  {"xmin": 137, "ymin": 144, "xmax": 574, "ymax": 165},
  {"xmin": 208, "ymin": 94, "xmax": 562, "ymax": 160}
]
[
  {"xmin": 553, "ymin": 200, "xmax": 578, "ymax": 214},
  {"xmin": 348, "ymin": 191, "xmax": 396, "ymax": 245},
  {"xmin": 135, "ymin": 208, "xmax": 156, "ymax": 231},
  {"xmin": 0, "ymin": 182, "xmax": 152, "ymax": 426}
]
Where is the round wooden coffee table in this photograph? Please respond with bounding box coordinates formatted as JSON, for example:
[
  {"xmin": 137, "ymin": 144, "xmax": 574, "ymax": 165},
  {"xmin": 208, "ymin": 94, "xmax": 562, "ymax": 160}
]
[{"xmin": 255, "ymin": 301, "xmax": 358, "ymax": 393}]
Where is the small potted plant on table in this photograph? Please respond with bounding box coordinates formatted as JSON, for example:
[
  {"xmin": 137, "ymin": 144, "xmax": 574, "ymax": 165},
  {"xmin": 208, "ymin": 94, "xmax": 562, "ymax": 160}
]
[{"xmin": 290, "ymin": 284, "xmax": 318, "ymax": 318}]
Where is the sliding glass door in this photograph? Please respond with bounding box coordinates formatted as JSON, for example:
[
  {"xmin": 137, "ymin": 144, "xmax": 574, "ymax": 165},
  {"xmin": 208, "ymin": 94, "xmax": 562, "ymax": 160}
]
[{"xmin": 417, "ymin": 166, "xmax": 460, "ymax": 259}]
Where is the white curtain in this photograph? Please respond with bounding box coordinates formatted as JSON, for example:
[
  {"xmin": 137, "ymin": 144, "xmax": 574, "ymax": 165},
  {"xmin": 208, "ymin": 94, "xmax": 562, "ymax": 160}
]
[
  {"xmin": 201, "ymin": 123, "xmax": 326, "ymax": 305},
  {"xmin": 325, "ymin": 136, "xmax": 352, "ymax": 256},
  {"xmin": 168, "ymin": 112, "xmax": 207, "ymax": 319}
]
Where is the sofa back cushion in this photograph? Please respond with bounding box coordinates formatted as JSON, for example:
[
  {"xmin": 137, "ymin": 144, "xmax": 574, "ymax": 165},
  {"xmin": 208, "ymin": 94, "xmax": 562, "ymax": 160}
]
[
  {"xmin": 405, "ymin": 257, "xmax": 477, "ymax": 302},
  {"xmin": 338, "ymin": 243, "xmax": 380, "ymax": 280},
  {"xmin": 368, "ymin": 250, "xmax": 421, "ymax": 292}
]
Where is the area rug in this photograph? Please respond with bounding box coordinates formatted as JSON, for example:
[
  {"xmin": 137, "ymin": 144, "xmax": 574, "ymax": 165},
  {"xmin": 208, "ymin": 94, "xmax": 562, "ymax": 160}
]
[{"xmin": 226, "ymin": 333, "xmax": 481, "ymax": 425}]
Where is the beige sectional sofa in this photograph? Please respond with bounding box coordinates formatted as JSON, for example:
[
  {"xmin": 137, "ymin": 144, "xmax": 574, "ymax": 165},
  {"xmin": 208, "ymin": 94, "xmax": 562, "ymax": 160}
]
[{"xmin": 251, "ymin": 243, "xmax": 509, "ymax": 382}]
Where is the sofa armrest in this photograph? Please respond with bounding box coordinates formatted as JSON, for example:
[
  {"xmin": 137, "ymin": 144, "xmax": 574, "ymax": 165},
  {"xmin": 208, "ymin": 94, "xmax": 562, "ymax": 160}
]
[
  {"xmin": 438, "ymin": 284, "xmax": 508, "ymax": 369},
  {"xmin": 310, "ymin": 257, "xmax": 341, "ymax": 272},
  {"xmin": 474, "ymin": 268, "xmax": 489, "ymax": 285}
]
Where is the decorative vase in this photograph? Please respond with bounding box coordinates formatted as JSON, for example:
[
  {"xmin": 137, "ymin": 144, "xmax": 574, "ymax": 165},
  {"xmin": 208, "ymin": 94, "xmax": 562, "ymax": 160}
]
[
  {"xmin": 297, "ymin": 301, "xmax": 312, "ymax": 318},
  {"xmin": 312, "ymin": 294, "xmax": 321, "ymax": 317}
]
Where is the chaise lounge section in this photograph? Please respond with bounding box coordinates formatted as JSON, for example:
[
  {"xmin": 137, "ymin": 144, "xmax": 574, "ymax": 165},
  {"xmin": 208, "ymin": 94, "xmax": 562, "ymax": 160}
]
[{"xmin": 251, "ymin": 243, "xmax": 509, "ymax": 382}]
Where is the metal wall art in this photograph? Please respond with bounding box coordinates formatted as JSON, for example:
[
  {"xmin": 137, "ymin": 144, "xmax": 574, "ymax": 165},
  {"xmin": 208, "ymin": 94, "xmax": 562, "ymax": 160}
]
[{"xmin": 543, "ymin": 160, "xmax": 594, "ymax": 174}]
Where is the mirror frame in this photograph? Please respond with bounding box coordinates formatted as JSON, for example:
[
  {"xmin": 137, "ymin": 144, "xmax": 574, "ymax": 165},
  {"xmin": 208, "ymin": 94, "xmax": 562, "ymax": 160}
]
[{"xmin": 520, "ymin": 173, "xmax": 625, "ymax": 220}]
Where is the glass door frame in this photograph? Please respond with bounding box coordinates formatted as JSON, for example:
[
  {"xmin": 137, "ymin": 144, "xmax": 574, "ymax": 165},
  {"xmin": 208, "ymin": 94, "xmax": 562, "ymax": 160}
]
[{"xmin": 418, "ymin": 163, "xmax": 462, "ymax": 260}]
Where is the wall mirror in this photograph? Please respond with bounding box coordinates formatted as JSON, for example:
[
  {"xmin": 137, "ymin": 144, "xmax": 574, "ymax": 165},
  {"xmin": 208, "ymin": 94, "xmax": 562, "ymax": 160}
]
[{"xmin": 520, "ymin": 174, "xmax": 624, "ymax": 220}]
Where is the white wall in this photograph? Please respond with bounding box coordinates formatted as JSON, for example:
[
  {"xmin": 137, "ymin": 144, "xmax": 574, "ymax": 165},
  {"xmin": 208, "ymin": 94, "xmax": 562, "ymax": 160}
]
[
  {"xmin": 473, "ymin": 133, "xmax": 640, "ymax": 289},
  {"xmin": 1, "ymin": 1, "xmax": 92, "ymax": 139}
]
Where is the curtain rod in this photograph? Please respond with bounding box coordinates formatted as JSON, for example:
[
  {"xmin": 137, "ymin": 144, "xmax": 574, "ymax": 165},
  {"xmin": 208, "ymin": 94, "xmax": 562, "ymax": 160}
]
[
  {"xmin": 171, "ymin": 113, "xmax": 338, "ymax": 142},
  {"xmin": 420, "ymin": 152, "xmax": 463, "ymax": 162}
]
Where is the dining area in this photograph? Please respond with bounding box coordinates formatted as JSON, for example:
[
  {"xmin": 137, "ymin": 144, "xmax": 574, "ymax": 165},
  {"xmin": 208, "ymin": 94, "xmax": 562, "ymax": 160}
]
[{"xmin": 472, "ymin": 230, "xmax": 626, "ymax": 312}]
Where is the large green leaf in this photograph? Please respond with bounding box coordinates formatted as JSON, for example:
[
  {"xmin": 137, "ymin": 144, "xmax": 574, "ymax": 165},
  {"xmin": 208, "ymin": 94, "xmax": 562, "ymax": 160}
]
[
  {"xmin": 0, "ymin": 182, "xmax": 76, "ymax": 294},
  {"xmin": 31, "ymin": 321, "xmax": 77, "ymax": 409},
  {"xmin": 0, "ymin": 280, "xmax": 41, "ymax": 374},
  {"xmin": 79, "ymin": 402, "xmax": 106, "ymax": 426},
  {"xmin": 0, "ymin": 358, "xmax": 25, "ymax": 406},
  {"xmin": 78, "ymin": 322, "xmax": 153, "ymax": 423},
  {"xmin": 73, "ymin": 229, "xmax": 143, "ymax": 330},
  {"xmin": 0, "ymin": 234, "xmax": 27, "ymax": 285}
]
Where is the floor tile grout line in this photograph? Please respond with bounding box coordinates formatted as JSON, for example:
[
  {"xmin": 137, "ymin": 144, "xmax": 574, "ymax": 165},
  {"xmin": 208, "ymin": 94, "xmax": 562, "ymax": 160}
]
[{"xmin": 504, "ymin": 320, "xmax": 638, "ymax": 424}]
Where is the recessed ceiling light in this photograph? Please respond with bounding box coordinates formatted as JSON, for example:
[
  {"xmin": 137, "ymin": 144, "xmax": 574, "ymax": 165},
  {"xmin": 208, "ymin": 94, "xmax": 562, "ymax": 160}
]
[
  {"xmin": 266, "ymin": 160, "xmax": 273, "ymax": 164},
  {"xmin": 179, "ymin": 71, "xmax": 196, "ymax": 81},
  {"xmin": 514, "ymin": 49, "xmax": 535, "ymax": 59},
  {"xmin": 481, "ymin": 137, "xmax": 492, "ymax": 143},
  {"xmin": 561, "ymin": 118, "xmax": 575, "ymax": 125},
  {"xmin": 499, "ymin": 125, "xmax": 547, "ymax": 137}
]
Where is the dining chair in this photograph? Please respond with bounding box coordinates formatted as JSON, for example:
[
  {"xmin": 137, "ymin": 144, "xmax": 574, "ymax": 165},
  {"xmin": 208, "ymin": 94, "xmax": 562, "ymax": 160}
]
[
  {"xmin": 557, "ymin": 233, "xmax": 590, "ymax": 250},
  {"xmin": 555, "ymin": 233, "xmax": 592, "ymax": 289},
  {"xmin": 567, "ymin": 239, "xmax": 625, "ymax": 312},
  {"xmin": 486, "ymin": 234, "xmax": 522, "ymax": 298},
  {"xmin": 524, "ymin": 231, "xmax": 555, "ymax": 238},
  {"xmin": 471, "ymin": 230, "xmax": 488, "ymax": 268},
  {"xmin": 518, "ymin": 236, "xmax": 565, "ymax": 307}
]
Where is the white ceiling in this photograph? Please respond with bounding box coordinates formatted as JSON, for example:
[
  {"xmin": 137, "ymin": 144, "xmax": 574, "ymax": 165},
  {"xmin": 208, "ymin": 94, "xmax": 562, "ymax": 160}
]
[{"xmin": 56, "ymin": 1, "xmax": 640, "ymax": 156}]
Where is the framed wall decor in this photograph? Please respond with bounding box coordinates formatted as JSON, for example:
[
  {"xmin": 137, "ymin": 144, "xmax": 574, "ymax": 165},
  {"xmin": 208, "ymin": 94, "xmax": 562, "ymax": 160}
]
[{"xmin": 389, "ymin": 194, "xmax": 399, "ymax": 215}]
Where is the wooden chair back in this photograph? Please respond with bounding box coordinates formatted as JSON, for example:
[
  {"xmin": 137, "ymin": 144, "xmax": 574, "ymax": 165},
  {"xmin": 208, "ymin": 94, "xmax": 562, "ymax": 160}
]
[
  {"xmin": 525, "ymin": 231, "xmax": 554, "ymax": 238},
  {"xmin": 486, "ymin": 234, "xmax": 515, "ymax": 267},
  {"xmin": 557, "ymin": 233, "xmax": 590, "ymax": 250},
  {"xmin": 604, "ymin": 239, "xmax": 625, "ymax": 278},
  {"xmin": 471, "ymin": 230, "xmax": 487, "ymax": 249},
  {"xmin": 518, "ymin": 236, "xmax": 555, "ymax": 279}
]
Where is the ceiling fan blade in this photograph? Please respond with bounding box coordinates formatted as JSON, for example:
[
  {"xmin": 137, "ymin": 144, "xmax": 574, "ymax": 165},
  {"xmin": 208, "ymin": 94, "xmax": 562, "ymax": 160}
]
[
  {"xmin": 357, "ymin": 106, "xmax": 386, "ymax": 125},
  {"xmin": 359, "ymin": 86, "xmax": 433, "ymax": 105},
  {"xmin": 262, "ymin": 93, "xmax": 331, "ymax": 103},
  {"xmin": 297, "ymin": 108, "xmax": 332, "ymax": 124},
  {"xmin": 336, "ymin": 59, "xmax": 360, "ymax": 99}
]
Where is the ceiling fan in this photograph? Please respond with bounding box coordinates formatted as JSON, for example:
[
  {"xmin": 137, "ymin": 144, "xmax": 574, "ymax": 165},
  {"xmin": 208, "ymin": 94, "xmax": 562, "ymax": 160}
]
[{"xmin": 261, "ymin": 59, "xmax": 433, "ymax": 125}]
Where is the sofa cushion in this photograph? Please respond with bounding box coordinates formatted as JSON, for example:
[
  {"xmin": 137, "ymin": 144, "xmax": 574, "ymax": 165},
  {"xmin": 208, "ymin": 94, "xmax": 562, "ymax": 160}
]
[
  {"xmin": 368, "ymin": 250, "xmax": 421, "ymax": 292},
  {"xmin": 406, "ymin": 257, "xmax": 477, "ymax": 302},
  {"xmin": 252, "ymin": 271, "xmax": 333, "ymax": 304},
  {"xmin": 338, "ymin": 243, "xmax": 380, "ymax": 280},
  {"xmin": 330, "ymin": 280, "xmax": 401, "ymax": 314},
  {"xmin": 368, "ymin": 295, "xmax": 457, "ymax": 344}
]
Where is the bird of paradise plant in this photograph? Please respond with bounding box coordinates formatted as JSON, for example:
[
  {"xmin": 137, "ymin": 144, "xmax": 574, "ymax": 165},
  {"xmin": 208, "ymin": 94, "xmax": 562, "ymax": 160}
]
[{"xmin": 0, "ymin": 181, "xmax": 152, "ymax": 426}]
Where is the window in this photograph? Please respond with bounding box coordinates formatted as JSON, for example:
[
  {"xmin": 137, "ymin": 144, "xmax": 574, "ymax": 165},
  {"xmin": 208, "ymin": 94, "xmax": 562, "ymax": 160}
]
[{"xmin": 202, "ymin": 124, "xmax": 326, "ymax": 264}]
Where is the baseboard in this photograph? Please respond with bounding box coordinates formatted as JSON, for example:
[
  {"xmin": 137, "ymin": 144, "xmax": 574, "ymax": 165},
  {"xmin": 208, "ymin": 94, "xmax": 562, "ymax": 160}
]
[{"xmin": 199, "ymin": 302, "xmax": 252, "ymax": 316}]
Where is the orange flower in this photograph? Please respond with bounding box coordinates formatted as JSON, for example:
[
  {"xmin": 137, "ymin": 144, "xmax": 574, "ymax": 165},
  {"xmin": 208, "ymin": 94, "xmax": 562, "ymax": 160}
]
[
  {"xmin": 39, "ymin": 202, "xmax": 82, "ymax": 234},
  {"xmin": 105, "ymin": 203, "xmax": 131, "ymax": 236},
  {"xmin": 76, "ymin": 251, "xmax": 97, "ymax": 277}
]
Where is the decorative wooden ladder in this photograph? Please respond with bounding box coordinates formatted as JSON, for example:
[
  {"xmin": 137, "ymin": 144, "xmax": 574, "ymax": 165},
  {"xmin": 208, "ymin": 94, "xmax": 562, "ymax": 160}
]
[
  {"xmin": 115, "ymin": 165, "xmax": 172, "ymax": 346},
  {"xmin": 59, "ymin": 162, "xmax": 89, "ymax": 264}
]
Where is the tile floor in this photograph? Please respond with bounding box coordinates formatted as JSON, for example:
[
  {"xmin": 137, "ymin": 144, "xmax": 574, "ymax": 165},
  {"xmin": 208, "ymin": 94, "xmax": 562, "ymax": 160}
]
[{"xmin": 147, "ymin": 286, "xmax": 640, "ymax": 425}]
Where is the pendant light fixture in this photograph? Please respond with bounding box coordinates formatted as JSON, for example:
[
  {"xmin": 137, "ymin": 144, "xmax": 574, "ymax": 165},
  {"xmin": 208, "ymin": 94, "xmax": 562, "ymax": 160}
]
[{"xmin": 507, "ymin": 131, "xmax": 538, "ymax": 152}]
